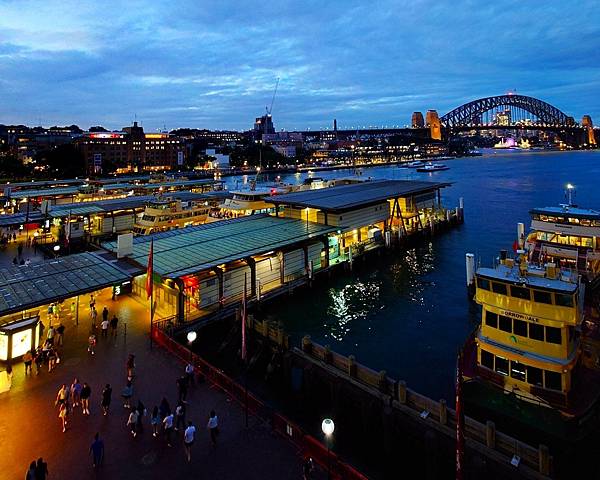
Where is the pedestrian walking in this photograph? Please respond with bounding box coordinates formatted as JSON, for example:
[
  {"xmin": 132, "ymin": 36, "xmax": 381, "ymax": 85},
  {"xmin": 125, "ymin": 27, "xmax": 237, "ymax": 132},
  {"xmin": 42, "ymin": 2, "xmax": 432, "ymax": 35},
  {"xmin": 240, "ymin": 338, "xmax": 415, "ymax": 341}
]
[
  {"xmin": 101, "ymin": 318, "xmax": 109, "ymax": 338},
  {"xmin": 163, "ymin": 411, "xmax": 175, "ymax": 447},
  {"xmin": 34, "ymin": 347, "xmax": 44, "ymax": 375},
  {"xmin": 35, "ymin": 458, "xmax": 48, "ymax": 480},
  {"xmin": 126, "ymin": 354, "xmax": 135, "ymax": 381},
  {"xmin": 127, "ymin": 407, "xmax": 139, "ymax": 437},
  {"xmin": 185, "ymin": 362, "xmax": 195, "ymax": 386},
  {"xmin": 150, "ymin": 406, "xmax": 160, "ymax": 437},
  {"xmin": 47, "ymin": 347, "xmax": 57, "ymax": 372},
  {"xmin": 87, "ymin": 334, "xmax": 96, "ymax": 355},
  {"xmin": 91, "ymin": 306, "xmax": 97, "ymax": 329},
  {"xmin": 175, "ymin": 402, "xmax": 186, "ymax": 431},
  {"xmin": 207, "ymin": 410, "xmax": 219, "ymax": 447},
  {"xmin": 176, "ymin": 375, "xmax": 188, "ymax": 403},
  {"xmin": 55, "ymin": 384, "xmax": 68, "ymax": 408},
  {"xmin": 89, "ymin": 433, "xmax": 104, "ymax": 468},
  {"xmin": 71, "ymin": 378, "xmax": 82, "ymax": 407},
  {"xmin": 136, "ymin": 400, "xmax": 146, "ymax": 433},
  {"xmin": 89, "ymin": 294, "xmax": 95, "ymax": 312},
  {"xmin": 159, "ymin": 397, "xmax": 171, "ymax": 420},
  {"xmin": 183, "ymin": 421, "xmax": 196, "ymax": 463},
  {"xmin": 46, "ymin": 326, "xmax": 55, "ymax": 345},
  {"xmin": 2, "ymin": 365, "xmax": 13, "ymax": 391},
  {"xmin": 58, "ymin": 402, "xmax": 68, "ymax": 432},
  {"xmin": 23, "ymin": 350, "xmax": 33, "ymax": 374},
  {"xmin": 26, "ymin": 461, "xmax": 36, "ymax": 480},
  {"xmin": 102, "ymin": 306, "xmax": 109, "ymax": 323},
  {"xmin": 110, "ymin": 315, "xmax": 118, "ymax": 337},
  {"xmin": 81, "ymin": 382, "xmax": 91, "ymax": 415},
  {"xmin": 303, "ymin": 457, "xmax": 315, "ymax": 480},
  {"xmin": 121, "ymin": 380, "xmax": 133, "ymax": 408},
  {"xmin": 17, "ymin": 242, "xmax": 23, "ymax": 257},
  {"xmin": 55, "ymin": 323, "xmax": 65, "ymax": 346},
  {"xmin": 101, "ymin": 384, "xmax": 112, "ymax": 416}
]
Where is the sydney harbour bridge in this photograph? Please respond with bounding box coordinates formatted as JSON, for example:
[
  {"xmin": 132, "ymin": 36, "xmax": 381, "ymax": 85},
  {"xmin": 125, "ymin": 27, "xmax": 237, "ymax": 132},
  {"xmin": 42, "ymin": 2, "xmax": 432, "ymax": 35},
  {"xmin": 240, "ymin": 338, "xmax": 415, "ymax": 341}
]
[{"xmin": 301, "ymin": 94, "xmax": 597, "ymax": 147}]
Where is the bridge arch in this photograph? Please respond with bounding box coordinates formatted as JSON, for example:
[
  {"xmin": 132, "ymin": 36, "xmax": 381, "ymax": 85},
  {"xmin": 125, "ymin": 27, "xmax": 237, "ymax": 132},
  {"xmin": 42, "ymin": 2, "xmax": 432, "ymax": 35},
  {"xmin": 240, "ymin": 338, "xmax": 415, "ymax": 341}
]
[{"xmin": 440, "ymin": 94, "xmax": 572, "ymax": 127}]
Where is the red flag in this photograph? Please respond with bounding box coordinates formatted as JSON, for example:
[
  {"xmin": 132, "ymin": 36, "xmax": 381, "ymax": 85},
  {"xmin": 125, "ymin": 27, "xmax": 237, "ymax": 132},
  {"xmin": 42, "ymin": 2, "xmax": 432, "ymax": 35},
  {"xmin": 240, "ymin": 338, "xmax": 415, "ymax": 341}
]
[
  {"xmin": 241, "ymin": 272, "xmax": 247, "ymax": 362},
  {"xmin": 512, "ymin": 239, "xmax": 519, "ymax": 252},
  {"xmin": 146, "ymin": 239, "xmax": 154, "ymax": 299},
  {"xmin": 455, "ymin": 351, "xmax": 465, "ymax": 480}
]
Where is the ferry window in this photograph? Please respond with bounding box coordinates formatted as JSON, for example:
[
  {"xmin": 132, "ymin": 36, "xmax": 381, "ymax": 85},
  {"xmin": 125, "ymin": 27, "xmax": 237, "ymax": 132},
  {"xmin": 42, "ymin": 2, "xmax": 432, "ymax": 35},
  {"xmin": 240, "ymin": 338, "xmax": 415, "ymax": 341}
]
[
  {"xmin": 510, "ymin": 286, "xmax": 531, "ymax": 300},
  {"xmin": 477, "ymin": 278, "xmax": 490, "ymax": 291},
  {"xmin": 513, "ymin": 320, "xmax": 527, "ymax": 337},
  {"xmin": 529, "ymin": 323, "xmax": 544, "ymax": 341},
  {"xmin": 555, "ymin": 294, "xmax": 574, "ymax": 307},
  {"xmin": 533, "ymin": 290, "xmax": 552, "ymax": 304},
  {"xmin": 205, "ymin": 279, "xmax": 216, "ymax": 287},
  {"xmin": 491, "ymin": 282, "xmax": 508, "ymax": 295},
  {"xmin": 510, "ymin": 361, "xmax": 526, "ymax": 382},
  {"xmin": 499, "ymin": 315, "xmax": 512, "ymax": 333},
  {"xmin": 481, "ymin": 350, "xmax": 494, "ymax": 369},
  {"xmin": 495, "ymin": 357, "xmax": 509, "ymax": 376},
  {"xmin": 485, "ymin": 311, "xmax": 498, "ymax": 328},
  {"xmin": 527, "ymin": 366, "xmax": 543, "ymax": 386},
  {"xmin": 546, "ymin": 327, "xmax": 562, "ymax": 344},
  {"xmin": 544, "ymin": 371, "xmax": 562, "ymax": 391}
]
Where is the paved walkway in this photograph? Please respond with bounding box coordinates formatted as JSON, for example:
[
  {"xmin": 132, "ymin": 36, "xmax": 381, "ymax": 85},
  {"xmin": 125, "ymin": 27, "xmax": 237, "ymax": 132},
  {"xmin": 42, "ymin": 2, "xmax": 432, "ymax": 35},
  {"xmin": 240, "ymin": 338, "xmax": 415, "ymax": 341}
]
[{"xmin": 0, "ymin": 288, "xmax": 324, "ymax": 479}]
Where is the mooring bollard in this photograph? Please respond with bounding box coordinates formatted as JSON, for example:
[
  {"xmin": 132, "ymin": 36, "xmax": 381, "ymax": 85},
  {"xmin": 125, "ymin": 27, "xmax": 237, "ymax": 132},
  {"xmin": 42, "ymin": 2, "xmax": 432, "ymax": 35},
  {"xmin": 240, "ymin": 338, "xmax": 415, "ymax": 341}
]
[
  {"xmin": 465, "ymin": 253, "xmax": 476, "ymax": 298},
  {"xmin": 378, "ymin": 370, "xmax": 388, "ymax": 392},
  {"xmin": 324, "ymin": 344, "xmax": 333, "ymax": 364}
]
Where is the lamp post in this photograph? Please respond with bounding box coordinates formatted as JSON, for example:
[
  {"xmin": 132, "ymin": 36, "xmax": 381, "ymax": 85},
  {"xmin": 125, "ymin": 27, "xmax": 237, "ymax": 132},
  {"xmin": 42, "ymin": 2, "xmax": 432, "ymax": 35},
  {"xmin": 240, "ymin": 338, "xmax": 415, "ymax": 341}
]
[
  {"xmin": 187, "ymin": 330, "xmax": 197, "ymax": 364},
  {"xmin": 321, "ymin": 418, "xmax": 335, "ymax": 479},
  {"xmin": 53, "ymin": 245, "xmax": 60, "ymax": 258}
]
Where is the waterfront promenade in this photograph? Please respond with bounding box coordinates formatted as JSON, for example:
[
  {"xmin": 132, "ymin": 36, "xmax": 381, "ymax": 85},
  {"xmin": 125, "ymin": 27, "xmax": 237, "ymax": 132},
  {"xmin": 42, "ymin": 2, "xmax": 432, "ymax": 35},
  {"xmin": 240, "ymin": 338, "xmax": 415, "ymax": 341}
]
[{"xmin": 0, "ymin": 287, "xmax": 324, "ymax": 479}]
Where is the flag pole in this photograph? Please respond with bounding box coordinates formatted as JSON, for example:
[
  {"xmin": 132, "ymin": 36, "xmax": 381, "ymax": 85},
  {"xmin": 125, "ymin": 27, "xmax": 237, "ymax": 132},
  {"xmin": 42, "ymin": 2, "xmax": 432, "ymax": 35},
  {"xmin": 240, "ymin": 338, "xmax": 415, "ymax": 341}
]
[
  {"xmin": 147, "ymin": 239, "xmax": 154, "ymax": 350},
  {"xmin": 242, "ymin": 272, "xmax": 248, "ymax": 427}
]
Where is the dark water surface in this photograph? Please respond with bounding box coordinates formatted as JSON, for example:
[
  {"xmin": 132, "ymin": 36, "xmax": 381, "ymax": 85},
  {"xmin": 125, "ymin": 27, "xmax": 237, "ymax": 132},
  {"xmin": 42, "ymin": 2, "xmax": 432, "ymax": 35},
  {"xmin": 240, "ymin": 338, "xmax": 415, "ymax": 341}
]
[{"xmin": 226, "ymin": 150, "xmax": 600, "ymax": 402}]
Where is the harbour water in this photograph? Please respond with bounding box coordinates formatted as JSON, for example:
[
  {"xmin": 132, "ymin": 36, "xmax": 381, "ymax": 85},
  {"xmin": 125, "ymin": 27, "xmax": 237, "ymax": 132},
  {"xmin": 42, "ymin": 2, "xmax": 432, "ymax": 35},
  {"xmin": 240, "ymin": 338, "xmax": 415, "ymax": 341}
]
[{"xmin": 226, "ymin": 150, "xmax": 600, "ymax": 402}]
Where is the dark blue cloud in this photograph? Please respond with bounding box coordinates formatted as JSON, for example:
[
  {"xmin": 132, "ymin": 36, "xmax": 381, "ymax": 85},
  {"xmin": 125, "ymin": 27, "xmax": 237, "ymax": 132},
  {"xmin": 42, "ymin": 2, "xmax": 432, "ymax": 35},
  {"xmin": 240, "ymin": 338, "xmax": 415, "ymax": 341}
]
[{"xmin": 0, "ymin": 0, "xmax": 598, "ymax": 130}]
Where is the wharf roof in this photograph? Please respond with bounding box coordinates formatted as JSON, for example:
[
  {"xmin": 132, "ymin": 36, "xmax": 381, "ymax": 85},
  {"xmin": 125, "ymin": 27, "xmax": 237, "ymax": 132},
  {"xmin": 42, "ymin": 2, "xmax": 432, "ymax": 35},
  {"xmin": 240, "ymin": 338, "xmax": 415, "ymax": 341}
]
[
  {"xmin": 0, "ymin": 252, "xmax": 136, "ymax": 317},
  {"xmin": 530, "ymin": 206, "xmax": 600, "ymax": 220},
  {"xmin": 46, "ymin": 191, "xmax": 216, "ymax": 218},
  {"xmin": 476, "ymin": 264, "xmax": 578, "ymax": 293},
  {"xmin": 102, "ymin": 214, "xmax": 337, "ymax": 279},
  {"xmin": 0, "ymin": 212, "xmax": 44, "ymax": 227},
  {"xmin": 8, "ymin": 186, "xmax": 81, "ymax": 199},
  {"xmin": 269, "ymin": 179, "xmax": 450, "ymax": 212}
]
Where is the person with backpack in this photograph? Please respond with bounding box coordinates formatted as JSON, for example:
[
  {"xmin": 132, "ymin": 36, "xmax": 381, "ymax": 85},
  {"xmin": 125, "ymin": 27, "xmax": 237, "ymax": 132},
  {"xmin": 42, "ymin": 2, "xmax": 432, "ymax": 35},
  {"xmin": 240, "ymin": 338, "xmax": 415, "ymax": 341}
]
[{"xmin": 127, "ymin": 407, "xmax": 139, "ymax": 437}]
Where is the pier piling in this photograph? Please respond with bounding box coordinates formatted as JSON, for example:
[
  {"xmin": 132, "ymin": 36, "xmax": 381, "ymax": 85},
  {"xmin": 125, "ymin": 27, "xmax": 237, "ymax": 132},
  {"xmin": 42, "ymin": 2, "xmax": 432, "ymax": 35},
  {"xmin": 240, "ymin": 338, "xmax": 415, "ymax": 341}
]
[{"xmin": 466, "ymin": 253, "xmax": 476, "ymax": 298}]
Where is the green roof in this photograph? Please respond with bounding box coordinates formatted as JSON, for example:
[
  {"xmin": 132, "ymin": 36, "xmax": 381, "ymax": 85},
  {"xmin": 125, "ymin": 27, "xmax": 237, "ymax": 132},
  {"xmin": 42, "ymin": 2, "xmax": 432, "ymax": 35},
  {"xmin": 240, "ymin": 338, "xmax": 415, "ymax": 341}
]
[
  {"xmin": 102, "ymin": 215, "xmax": 336, "ymax": 279},
  {"xmin": 0, "ymin": 252, "xmax": 133, "ymax": 317},
  {"xmin": 270, "ymin": 179, "xmax": 450, "ymax": 212}
]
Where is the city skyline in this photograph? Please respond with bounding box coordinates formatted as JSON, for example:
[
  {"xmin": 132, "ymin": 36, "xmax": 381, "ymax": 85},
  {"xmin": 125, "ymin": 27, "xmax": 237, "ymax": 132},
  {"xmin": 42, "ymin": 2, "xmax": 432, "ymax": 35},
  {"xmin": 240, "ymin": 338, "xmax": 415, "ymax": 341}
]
[{"xmin": 1, "ymin": 0, "xmax": 599, "ymax": 131}]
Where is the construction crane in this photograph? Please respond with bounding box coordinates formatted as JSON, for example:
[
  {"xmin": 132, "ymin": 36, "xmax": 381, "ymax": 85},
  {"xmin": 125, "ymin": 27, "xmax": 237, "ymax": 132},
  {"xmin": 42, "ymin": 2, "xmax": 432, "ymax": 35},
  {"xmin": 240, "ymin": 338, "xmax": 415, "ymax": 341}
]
[{"xmin": 265, "ymin": 77, "xmax": 280, "ymax": 116}]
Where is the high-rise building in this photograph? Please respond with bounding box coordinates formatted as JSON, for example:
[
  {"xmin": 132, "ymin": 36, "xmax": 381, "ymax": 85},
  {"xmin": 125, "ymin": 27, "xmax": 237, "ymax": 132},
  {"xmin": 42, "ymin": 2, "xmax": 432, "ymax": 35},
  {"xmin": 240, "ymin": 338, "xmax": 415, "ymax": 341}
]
[
  {"xmin": 75, "ymin": 122, "xmax": 186, "ymax": 174},
  {"xmin": 253, "ymin": 114, "xmax": 275, "ymax": 136}
]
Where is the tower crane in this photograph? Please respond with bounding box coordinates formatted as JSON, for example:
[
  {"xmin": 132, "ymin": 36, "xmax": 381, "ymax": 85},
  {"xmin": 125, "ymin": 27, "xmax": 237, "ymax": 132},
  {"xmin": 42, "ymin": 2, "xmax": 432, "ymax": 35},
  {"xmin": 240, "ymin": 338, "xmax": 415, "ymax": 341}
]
[{"xmin": 266, "ymin": 77, "xmax": 280, "ymax": 116}]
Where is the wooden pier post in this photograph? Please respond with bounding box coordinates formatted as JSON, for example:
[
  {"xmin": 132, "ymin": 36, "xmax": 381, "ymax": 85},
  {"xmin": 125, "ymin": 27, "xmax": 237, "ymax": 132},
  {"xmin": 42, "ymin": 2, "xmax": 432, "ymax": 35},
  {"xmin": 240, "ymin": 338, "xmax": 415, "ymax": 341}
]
[
  {"xmin": 378, "ymin": 370, "xmax": 388, "ymax": 393},
  {"xmin": 485, "ymin": 421, "xmax": 496, "ymax": 449},
  {"xmin": 302, "ymin": 335, "xmax": 312, "ymax": 354},
  {"xmin": 398, "ymin": 380, "xmax": 407, "ymax": 404},
  {"xmin": 538, "ymin": 444, "xmax": 550, "ymax": 475},
  {"xmin": 324, "ymin": 344, "xmax": 333, "ymax": 364},
  {"xmin": 439, "ymin": 399, "xmax": 447, "ymax": 425},
  {"xmin": 348, "ymin": 355, "xmax": 357, "ymax": 378}
]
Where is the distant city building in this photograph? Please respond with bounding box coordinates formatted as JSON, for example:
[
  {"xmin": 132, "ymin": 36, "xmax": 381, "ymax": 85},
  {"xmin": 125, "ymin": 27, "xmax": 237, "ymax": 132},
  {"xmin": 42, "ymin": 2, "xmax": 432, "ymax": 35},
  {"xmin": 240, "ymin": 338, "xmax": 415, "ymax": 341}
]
[
  {"xmin": 205, "ymin": 148, "xmax": 230, "ymax": 168},
  {"xmin": 75, "ymin": 122, "xmax": 186, "ymax": 174},
  {"xmin": 411, "ymin": 112, "xmax": 424, "ymax": 128},
  {"xmin": 261, "ymin": 132, "xmax": 303, "ymax": 143},
  {"xmin": 272, "ymin": 145, "xmax": 297, "ymax": 157},
  {"xmin": 253, "ymin": 114, "xmax": 275, "ymax": 136},
  {"xmin": 189, "ymin": 130, "xmax": 243, "ymax": 143},
  {"xmin": 425, "ymin": 110, "xmax": 442, "ymax": 140}
]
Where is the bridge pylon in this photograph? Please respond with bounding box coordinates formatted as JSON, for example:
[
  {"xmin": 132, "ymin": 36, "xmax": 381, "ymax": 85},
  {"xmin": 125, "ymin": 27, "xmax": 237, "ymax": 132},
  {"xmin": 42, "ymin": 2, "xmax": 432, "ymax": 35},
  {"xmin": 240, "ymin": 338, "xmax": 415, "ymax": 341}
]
[
  {"xmin": 426, "ymin": 110, "xmax": 442, "ymax": 140},
  {"xmin": 582, "ymin": 115, "xmax": 596, "ymax": 146}
]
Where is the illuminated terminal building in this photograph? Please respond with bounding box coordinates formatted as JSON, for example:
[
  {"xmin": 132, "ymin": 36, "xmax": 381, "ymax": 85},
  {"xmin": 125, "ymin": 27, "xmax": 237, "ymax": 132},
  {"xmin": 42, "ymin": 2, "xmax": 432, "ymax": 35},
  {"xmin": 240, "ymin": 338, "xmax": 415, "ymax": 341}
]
[{"xmin": 75, "ymin": 122, "xmax": 186, "ymax": 175}]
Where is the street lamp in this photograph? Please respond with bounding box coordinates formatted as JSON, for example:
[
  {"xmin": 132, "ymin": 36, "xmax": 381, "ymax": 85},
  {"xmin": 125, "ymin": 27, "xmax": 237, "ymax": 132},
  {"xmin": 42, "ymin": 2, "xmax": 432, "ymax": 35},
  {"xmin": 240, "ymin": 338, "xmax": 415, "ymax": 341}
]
[
  {"xmin": 187, "ymin": 330, "xmax": 197, "ymax": 364},
  {"xmin": 321, "ymin": 418, "xmax": 335, "ymax": 479},
  {"xmin": 53, "ymin": 245, "xmax": 60, "ymax": 258}
]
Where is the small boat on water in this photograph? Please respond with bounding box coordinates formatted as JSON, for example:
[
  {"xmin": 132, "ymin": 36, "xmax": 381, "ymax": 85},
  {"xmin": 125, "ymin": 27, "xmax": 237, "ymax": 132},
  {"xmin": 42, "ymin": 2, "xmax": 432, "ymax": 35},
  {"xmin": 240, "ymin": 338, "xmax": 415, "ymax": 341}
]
[
  {"xmin": 404, "ymin": 161, "xmax": 425, "ymax": 168},
  {"xmin": 416, "ymin": 162, "xmax": 449, "ymax": 172}
]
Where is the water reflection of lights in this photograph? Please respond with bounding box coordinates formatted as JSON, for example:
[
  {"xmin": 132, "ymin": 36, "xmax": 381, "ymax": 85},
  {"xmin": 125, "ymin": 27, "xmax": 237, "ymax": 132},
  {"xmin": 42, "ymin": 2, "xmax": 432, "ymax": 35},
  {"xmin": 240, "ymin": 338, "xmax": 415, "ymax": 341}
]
[{"xmin": 326, "ymin": 281, "xmax": 381, "ymax": 341}]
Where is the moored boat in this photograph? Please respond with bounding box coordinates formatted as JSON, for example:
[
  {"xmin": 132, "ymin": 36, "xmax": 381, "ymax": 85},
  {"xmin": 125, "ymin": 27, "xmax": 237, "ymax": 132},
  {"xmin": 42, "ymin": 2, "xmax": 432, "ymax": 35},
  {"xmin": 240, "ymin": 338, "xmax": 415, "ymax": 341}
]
[
  {"xmin": 132, "ymin": 196, "xmax": 210, "ymax": 235},
  {"xmin": 416, "ymin": 162, "xmax": 449, "ymax": 172}
]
